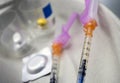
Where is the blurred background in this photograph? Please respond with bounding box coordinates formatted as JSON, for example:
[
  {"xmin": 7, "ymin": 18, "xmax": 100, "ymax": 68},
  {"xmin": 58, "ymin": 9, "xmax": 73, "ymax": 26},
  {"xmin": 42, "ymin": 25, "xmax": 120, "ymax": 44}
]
[
  {"xmin": 100, "ymin": 0, "xmax": 120, "ymax": 18},
  {"xmin": 0, "ymin": 0, "xmax": 120, "ymax": 18}
]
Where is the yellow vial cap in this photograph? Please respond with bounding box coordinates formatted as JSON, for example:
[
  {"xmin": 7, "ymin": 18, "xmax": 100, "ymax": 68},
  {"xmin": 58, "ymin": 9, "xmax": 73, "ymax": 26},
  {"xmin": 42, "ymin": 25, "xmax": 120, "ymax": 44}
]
[{"xmin": 37, "ymin": 18, "xmax": 47, "ymax": 27}]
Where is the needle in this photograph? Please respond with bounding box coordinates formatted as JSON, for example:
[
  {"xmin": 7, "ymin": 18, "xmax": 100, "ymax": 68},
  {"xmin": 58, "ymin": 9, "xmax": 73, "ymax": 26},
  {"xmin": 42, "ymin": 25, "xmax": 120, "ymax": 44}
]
[
  {"xmin": 77, "ymin": 0, "xmax": 99, "ymax": 83},
  {"xmin": 50, "ymin": 13, "xmax": 78, "ymax": 83},
  {"xmin": 77, "ymin": 20, "xmax": 97, "ymax": 83}
]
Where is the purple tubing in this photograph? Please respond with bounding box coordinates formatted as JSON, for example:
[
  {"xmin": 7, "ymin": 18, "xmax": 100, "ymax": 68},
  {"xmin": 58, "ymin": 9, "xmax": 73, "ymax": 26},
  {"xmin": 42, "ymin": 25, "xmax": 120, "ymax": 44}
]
[
  {"xmin": 80, "ymin": 0, "xmax": 99, "ymax": 25},
  {"xmin": 54, "ymin": 13, "xmax": 78, "ymax": 47}
]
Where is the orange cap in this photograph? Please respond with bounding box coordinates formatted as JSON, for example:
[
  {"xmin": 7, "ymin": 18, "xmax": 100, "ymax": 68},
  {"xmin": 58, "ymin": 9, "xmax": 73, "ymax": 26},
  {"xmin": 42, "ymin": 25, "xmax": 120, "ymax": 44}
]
[
  {"xmin": 52, "ymin": 43, "xmax": 63, "ymax": 56},
  {"xmin": 84, "ymin": 19, "xmax": 97, "ymax": 37}
]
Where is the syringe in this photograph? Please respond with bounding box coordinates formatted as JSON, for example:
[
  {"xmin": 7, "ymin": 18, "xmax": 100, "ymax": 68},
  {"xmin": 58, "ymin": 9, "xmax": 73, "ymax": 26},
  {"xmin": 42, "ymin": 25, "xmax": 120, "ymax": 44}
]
[
  {"xmin": 77, "ymin": 20, "xmax": 97, "ymax": 83},
  {"xmin": 50, "ymin": 43, "xmax": 62, "ymax": 83},
  {"xmin": 77, "ymin": 0, "xmax": 99, "ymax": 83},
  {"xmin": 50, "ymin": 13, "xmax": 78, "ymax": 83}
]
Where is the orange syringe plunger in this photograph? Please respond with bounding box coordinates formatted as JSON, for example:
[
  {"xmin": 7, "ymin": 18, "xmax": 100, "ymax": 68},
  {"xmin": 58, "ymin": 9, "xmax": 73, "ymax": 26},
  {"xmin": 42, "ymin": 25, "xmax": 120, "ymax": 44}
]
[
  {"xmin": 83, "ymin": 19, "xmax": 97, "ymax": 37},
  {"xmin": 52, "ymin": 43, "xmax": 63, "ymax": 56}
]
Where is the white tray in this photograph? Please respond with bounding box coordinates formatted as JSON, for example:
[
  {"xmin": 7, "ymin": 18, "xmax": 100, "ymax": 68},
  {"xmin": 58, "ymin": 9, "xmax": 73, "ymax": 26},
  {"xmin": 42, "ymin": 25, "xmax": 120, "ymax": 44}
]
[{"xmin": 0, "ymin": 0, "xmax": 120, "ymax": 83}]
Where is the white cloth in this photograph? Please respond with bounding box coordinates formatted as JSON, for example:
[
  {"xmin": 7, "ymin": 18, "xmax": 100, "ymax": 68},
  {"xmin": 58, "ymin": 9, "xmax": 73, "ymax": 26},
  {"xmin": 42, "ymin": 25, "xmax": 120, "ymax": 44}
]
[{"xmin": 0, "ymin": 0, "xmax": 120, "ymax": 83}]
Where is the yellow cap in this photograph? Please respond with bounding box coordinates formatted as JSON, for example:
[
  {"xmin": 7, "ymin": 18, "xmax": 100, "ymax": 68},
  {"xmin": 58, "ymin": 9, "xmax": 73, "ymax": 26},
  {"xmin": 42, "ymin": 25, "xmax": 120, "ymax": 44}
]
[{"xmin": 37, "ymin": 18, "xmax": 47, "ymax": 27}]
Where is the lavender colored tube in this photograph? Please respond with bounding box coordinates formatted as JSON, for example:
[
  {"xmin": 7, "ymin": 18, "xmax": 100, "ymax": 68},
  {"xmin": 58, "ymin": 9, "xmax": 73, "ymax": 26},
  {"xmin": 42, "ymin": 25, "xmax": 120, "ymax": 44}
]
[
  {"xmin": 80, "ymin": 0, "xmax": 99, "ymax": 25},
  {"xmin": 62, "ymin": 13, "xmax": 78, "ymax": 32},
  {"xmin": 54, "ymin": 13, "xmax": 78, "ymax": 47}
]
